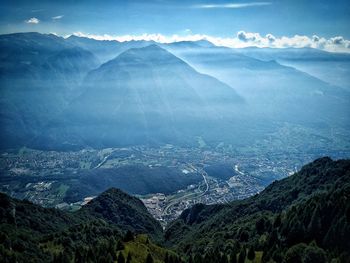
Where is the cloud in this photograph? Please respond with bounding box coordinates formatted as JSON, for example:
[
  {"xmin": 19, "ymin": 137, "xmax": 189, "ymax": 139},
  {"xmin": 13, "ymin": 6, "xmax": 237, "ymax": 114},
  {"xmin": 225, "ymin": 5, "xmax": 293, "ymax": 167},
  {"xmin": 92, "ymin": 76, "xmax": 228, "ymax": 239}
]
[
  {"xmin": 70, "ymin": 31, "xmax": 350, "ymax": 53},
  {"xmin": 331, "ymin": 36, "xmax": 344, "ymax": 45},
  {"xmin": 25, "ymin": 17, "xmax": 40, "ymax": 24},
  {"xmin": 52, "ymin": 15, "xmax": 64, "ymax": 20},
  {"xmin": 237, "ymin": 31, "xmax": 260, "ymax": 42},
  {"xmin": 193, "ymin": 2, "xmax": 271, "ymax": 9},
  {"xmin": 266, "ymin": 33, "xmax": 276, "ymax": 43}
]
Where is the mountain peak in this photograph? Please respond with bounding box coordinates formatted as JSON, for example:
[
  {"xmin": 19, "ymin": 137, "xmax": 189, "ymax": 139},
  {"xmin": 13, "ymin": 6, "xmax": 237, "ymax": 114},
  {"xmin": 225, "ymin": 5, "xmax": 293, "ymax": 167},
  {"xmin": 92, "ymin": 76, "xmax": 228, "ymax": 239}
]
[
  {"xmin": 120, "ymin": 43, "xmax": 172, "ymax": 58},
  {"xmin": 80, "ymin": 187, "xmax": 163, "ymax": 238},
  {"xmin": 99, "ymin": 43, "xmax": 186, "ymax": 70}
]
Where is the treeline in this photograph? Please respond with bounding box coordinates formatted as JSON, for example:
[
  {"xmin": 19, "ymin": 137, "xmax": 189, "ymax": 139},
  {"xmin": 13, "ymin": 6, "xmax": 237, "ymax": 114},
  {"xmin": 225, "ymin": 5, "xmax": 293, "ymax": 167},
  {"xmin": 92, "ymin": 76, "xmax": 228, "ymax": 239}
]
[
  {"xmin": 1, "ymin": 157, "xmax": 349, "ymax": 262},
  {"xmin": 165, "ymin": 158, "xmax": 350, "ymax": 263}
]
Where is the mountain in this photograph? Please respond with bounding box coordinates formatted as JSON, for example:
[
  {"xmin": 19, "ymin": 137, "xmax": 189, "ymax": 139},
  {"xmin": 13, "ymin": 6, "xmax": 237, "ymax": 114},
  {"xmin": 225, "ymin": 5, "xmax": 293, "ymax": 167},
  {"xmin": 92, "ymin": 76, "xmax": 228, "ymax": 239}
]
[
  {"xmin": 79, "ymin": 188, "xmax": 163, "ymax": 239},
  {"xmin": 1, "ymin": 157, "xmax": 349, "ymax": 262},
  {"xmin": 1, "ymin": 33, "xmax": 349, "ymax": 152},
  {"xmin": 235, "ymin": 47, "xmax": 350, "ymax": 91},
  {"xmin": 236, "ymin": 47, "xmax": 350, "ymax": 62},
  {"xmin": 66, "ymin": 35, "xmax": 156, "ymax": 64},
  {"xmin": 0, "ymin": 187, "xmax": 168, "ymax": 263},
  {"xmin": 165, "ymin": 157, "xmax": 350, "ymax": 262},
  {"xmin": 40, "ymin": 44, "xmax": 244, "ymax": 149},
  {"xmin": 166, "ymin": 44, "xmax": 350, "ymax": 129},
  {"xmin": 163, "ymin": 40, "xmax": 215, "ymax": 50},
  {"xmin": 0, "ymin": 33, "xmax": 99, "ymax": 149}
]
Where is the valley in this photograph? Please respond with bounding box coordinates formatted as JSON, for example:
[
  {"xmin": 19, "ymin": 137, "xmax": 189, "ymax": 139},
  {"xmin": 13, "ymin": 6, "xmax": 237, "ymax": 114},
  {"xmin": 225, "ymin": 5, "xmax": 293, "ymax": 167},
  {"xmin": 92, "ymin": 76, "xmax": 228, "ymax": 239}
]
[{"xmin": 1, "ymin": 134, "xmax": 348, "ymax": 226}]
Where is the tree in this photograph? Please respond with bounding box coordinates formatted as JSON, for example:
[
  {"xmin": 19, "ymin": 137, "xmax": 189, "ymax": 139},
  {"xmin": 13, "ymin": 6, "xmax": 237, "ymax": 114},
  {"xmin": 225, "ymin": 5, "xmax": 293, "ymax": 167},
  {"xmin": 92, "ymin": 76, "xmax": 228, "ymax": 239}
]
[
  {"xmin": 284, "ymin": 243, "xmax": 307, "ymax": 263},
  {"xmin": 230, "ymin": 251, "xmax": 237, "ymax": 263},
  {"xmin": 256, "ymin": 217, "xmax": 266, "ymax": 235},
  {"xmin": 124, "ymin": 230, "xmax": 134, "ymax": 242},
  {"xmin": 126, "ymin": 252, "xmax": 132, "ymax": 263},
  {"xmin": 273, "ymin": 214, "xmax": 282, "ymax": 228},
  {"xmin": 247, "ymin": 246, "xmax": 255, "ymax": 261},
  {"xmin": 286, "ymin": 218, "xmax": 305, "ymax": 246},
  {"xmin": 146, "ymin": 253, "xmax": 154, "ymax": 263},
  {"xmin": 193, "ymin": 253, "xmax": 202, "ymax": 263},
  {"xmin": 303, "ymin": 245, "xmax": 326, "ymax": 263},
  {"xmin": 116, "ymin": 240, "xmax": 124, "ymax": 251},
  {"xmin": 118, "ymin": 252, "xmax": 125, "ymax": 263},
  {"xmin": 164, "ymin": 252, "xmax": 169, "ymax": 263},
  {"xmin": 105, "ymin": 253, "xmax": 114, "ymax": 263},
  {"xmin": 239, "ymin": 230, "xmax": 249, "ymax": 242},
  {"xmin": 220, "ymin": 254, "xmax": 228, "ymax": 263},
  {"xmin": 238, "ymin": 248, "xmax": 246, "ymax": 263},
  {"xmin": 307, "ymin": 206, "xmax": 322, "ymax": 242}
]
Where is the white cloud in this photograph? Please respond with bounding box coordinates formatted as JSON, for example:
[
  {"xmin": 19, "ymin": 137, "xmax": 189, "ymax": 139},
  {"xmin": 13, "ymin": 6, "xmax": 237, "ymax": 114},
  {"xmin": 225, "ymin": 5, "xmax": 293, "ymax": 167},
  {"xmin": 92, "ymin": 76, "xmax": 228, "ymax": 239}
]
[
  {"xmin": 70, "ymin": 31, "xmax": 350, "ymax": 53},
  {"xmin": 25, "ymin": 17, "xmax": 40, "ymax": 24},
  {"xmin": 52, "ymin": 15, "xmax": 64, "ymax": 20},
  {"xmin": 193, "ymin": 2, "xmax": 271, "ymax": 9}
]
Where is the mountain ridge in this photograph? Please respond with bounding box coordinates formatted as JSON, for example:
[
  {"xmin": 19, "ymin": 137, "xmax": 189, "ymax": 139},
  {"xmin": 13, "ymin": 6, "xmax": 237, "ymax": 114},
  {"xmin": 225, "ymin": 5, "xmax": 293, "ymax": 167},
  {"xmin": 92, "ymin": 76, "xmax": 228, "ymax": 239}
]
[{"xmin": 1, "ymin": 157, "xmax": 349, "ymax": 262}]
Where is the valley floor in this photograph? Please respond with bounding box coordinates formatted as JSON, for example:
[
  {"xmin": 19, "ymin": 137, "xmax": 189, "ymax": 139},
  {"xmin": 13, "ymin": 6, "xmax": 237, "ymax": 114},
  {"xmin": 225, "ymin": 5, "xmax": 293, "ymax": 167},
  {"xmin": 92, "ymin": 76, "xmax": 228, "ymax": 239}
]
[{"xmin": 1, "ymin": 139, "xmax": 349, "ymax": 225}]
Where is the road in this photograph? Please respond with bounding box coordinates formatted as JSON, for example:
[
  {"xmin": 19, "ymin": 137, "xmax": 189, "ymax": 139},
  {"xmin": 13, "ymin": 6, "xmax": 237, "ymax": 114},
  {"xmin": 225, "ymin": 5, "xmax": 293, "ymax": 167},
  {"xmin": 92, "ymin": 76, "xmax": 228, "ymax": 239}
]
[
  {"xmin": 94, "ymin": 154, "xmax": 112, "ymax": 169},
  {"xmin": 163, "ymin": 163, "xmax": 210, "ymax": 215}
]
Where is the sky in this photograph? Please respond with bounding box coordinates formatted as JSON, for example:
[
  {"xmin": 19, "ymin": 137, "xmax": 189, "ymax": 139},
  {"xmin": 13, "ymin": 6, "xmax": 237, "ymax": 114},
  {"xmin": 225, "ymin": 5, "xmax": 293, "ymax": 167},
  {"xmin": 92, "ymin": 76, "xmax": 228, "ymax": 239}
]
[{"xmin": 1, "ymin": 0, "xmax": 350, "ymax": 51}]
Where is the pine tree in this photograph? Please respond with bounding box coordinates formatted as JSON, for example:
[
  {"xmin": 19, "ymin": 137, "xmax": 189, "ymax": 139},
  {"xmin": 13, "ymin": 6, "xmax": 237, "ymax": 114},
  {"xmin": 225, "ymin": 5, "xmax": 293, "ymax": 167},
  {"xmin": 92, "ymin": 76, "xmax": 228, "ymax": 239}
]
[
  {"xmin": 220, "ymin": 254, "xmax": 228, "ymax": 263},
  {"xmin": 146, "ymin": 253, "xmax": 154, "ymax": 263},
  {"xmin": 124, "ymin": 230, "xmax": 134, "ymax": 242},
  {"xmin": 164, "ymin": 252, "xmax": 169, "ymax": 263},
  {"xmin": 238, "ymin": 247, "xmax": 246, "ymax": 263},
  {"xmin": 307, "ymin": 205, "xmax": 322, "ymax": 242},
  {"xmin": 193, "ymin": 253, "xmax": 202, "ymax": 263},
  {"xmin": 126, "ymin": 252, "xmax": 132, "ymax": 263},
  {"xmin": 247, "ymin": 246, "xmax": 255, "ymax": 261},
  {"xmin": 118, "ymin": 252, "xmax": 125, "ymax": 263},
  {"xmin": 116, "ymin": 240, "xmax": 124, "ymax": 251},
  {"xmin": 256, "ymin": 217, "xmax": 266, "ymax": 235},
  {"xmin": 230, "ymin": 251, "xmax": 237, "ymax": 263},
  {"xmin": 273, "ymin": 214, "xmax": 282, "ymax": 228}
]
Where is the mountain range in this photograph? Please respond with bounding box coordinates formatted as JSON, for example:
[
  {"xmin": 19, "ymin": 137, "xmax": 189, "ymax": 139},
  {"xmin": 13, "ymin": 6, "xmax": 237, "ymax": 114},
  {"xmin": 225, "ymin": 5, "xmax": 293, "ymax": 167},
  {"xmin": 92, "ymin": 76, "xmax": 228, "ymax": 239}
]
[
  {"xmin": 1, "ymin": 157, "xmax": 349, "ymax": 262},
  {"xmin": 39, "ymin": 44, "xmax": 243, "ymax": 149},
  {"xmin": 1, "ymin": 32, "xmax": 349, "ymax": 151}
]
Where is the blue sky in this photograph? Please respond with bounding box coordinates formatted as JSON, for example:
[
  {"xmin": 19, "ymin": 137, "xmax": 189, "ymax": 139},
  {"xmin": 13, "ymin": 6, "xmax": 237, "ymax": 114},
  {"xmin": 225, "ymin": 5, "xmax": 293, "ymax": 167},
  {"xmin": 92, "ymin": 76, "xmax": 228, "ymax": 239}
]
[{"xmin": 1, "ymin": 0, "xmax": 350, "ymax": 51}]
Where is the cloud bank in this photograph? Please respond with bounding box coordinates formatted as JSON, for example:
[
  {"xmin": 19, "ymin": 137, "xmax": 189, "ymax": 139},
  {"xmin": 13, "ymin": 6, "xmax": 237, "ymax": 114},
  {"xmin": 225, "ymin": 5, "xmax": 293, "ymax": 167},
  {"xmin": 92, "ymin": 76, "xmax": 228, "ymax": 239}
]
[
  {"xmin": 71, "ymin": 31, "xmax": 350, "ymax": 53},
  {"xmin": 25, "ymin": 17, "xmax": 40, "ymax": 24}
]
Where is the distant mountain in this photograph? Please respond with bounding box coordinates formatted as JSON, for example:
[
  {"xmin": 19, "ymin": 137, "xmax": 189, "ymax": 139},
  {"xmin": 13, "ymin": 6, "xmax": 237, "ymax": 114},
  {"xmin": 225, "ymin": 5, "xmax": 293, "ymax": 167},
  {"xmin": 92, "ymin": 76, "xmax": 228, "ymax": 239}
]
[
  {"xmin": 236, "ymin": 47, "xmax": 350, "ymax": 61},
  {"xmin": 166, "ymin": 44, "xmax": 350, "ymax": 128},
  {"xmin": 1, "ymin": 32, "xmax": 349, "ymax": 151},
  {"xmin": 165, "ymin": 157, "xmax": 350, "ymax": 262},
  {"xmin": 163, "ymin": 40, "xmax": 215, "ymax": 49},
  {"xmin": 235, "ymin": 47, "xmax": 350, "ymax": 90},
  {"xmin": 40, "ymin": 44, "xmax": 244, "ymax": 149},
  {"xmin": 66, "ymin": 35, "xmax": 156, "ymax": 63},
  {"xmin": 0, "ymin": 33, "xmax": 99, "ymax": 149}
]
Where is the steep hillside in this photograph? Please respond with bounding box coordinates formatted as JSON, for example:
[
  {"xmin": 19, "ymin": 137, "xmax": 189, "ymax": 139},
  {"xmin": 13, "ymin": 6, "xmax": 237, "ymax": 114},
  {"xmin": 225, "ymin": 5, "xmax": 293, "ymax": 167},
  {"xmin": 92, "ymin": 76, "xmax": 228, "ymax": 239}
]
[
  {"xmin": 79, "ymin": 188, "xmax": 163, "ymax": 240},
  {"xmin": 0, "ymin": 187, "xmax": 165, "ymax": 263},
  {"xmin": 235, "ymin": 47, "xmax": 350, "ymax": 91},
  {"xmin": 41, "ymin": 44, "xmax": 244, "ymax": 149},
  {"xmin": 165, "ymin": 157, "xmax": 350, "ymax": 262},
  {"xmin": 167, "ymin": 44, "xmax": 350, "ymax": 128},
  {"xmin": 0, "ymin": 158, "xmax": 349, "ymax": 262},
  {"xmin": 0, "ymin": 33, "xmax": 99, "ymax": 149}
]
